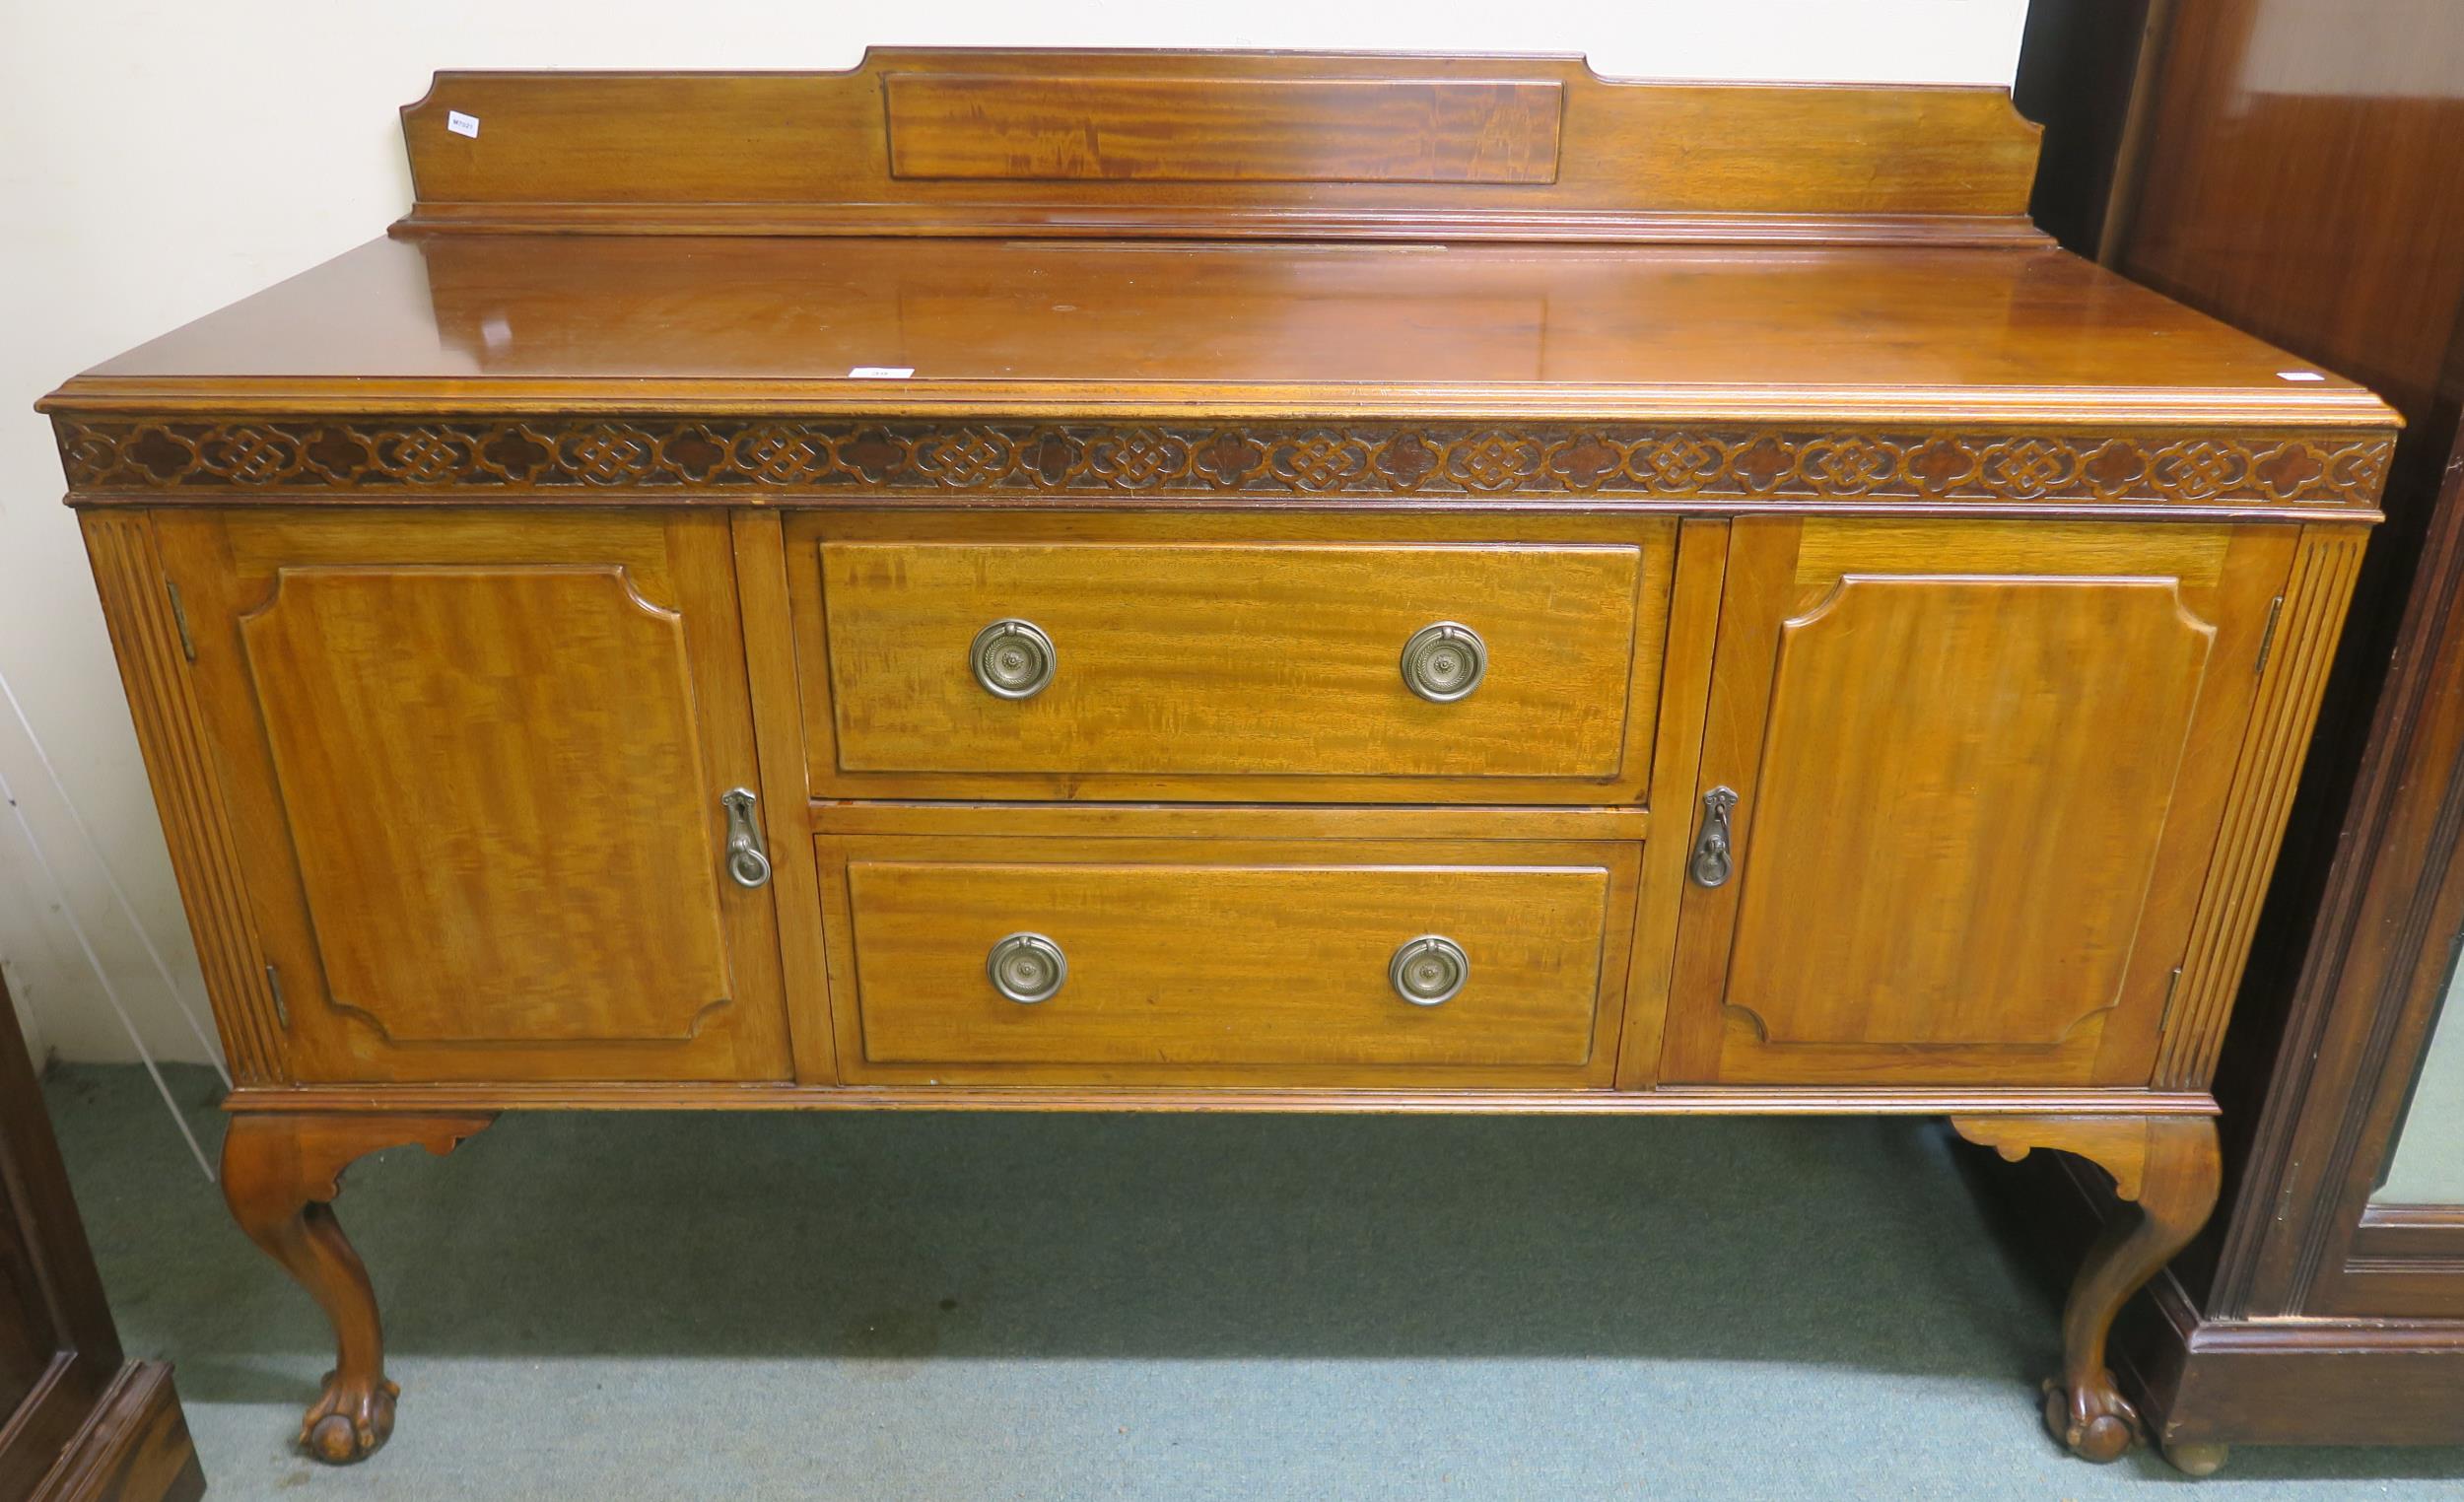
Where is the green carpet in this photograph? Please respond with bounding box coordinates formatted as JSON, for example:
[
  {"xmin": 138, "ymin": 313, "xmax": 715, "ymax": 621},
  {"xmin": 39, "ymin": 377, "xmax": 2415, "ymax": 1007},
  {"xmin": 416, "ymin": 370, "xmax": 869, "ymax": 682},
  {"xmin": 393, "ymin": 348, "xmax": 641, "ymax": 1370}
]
[{"xmin": 36, "ymin": 1063, "xmax": 2464, "ymax": 1500}]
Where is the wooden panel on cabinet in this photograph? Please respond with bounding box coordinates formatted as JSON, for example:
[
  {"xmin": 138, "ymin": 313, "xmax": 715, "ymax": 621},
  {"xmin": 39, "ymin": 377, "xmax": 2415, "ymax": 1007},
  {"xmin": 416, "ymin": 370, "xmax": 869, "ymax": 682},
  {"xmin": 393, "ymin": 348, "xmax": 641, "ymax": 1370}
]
[
  {"xmin": 1614, "ymin": 517, "xmax": 1731, "ymax": 1088},
  {"xmin": 729, "ymin": 511, "xmax": 840, "ymax": 1085},
  {"xmin": 1662, "ymin": 518, "xmax": 2295, "ymax": 1086},
  {"xmin": 390, "ymin": 51, "xmax": 2043, "ymax": 239},
  {"xmin": 82, "ymin": 511, "xmax": 290, "ymax": 1084},
  {"xmin": 818, "ymin": 835, "xmax": 1638, "ymax": 1088},
  {"xmin": 240, "ymin": 566, "xmax": 730, "ymax": 1044},
  {"xmin": 822, "ymin": 542, "xmax": 1641, "ymax": 776},
  {"xmin": 881, "ymin": 73, "xmax": 1566, "ymax": 184},
  {"xmin": 151, "ymin": 509, "xmax": 792, "ymax": 1082},
  {"xmin": 786, "ymin": 512, "xmax": 1675, "ymax": 805}
]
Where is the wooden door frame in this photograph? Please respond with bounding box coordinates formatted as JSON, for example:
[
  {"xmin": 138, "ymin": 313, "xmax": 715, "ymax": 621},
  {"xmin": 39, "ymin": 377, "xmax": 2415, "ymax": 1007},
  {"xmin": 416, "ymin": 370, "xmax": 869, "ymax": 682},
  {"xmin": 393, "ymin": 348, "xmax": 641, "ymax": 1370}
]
[
  {"xmin": 2222, "ymin": 419, "xmax": 2464, "ymax": 1323},
  {"xmin": 0, "ymin": 976, "xmax": 206, "ymax": 1500}
]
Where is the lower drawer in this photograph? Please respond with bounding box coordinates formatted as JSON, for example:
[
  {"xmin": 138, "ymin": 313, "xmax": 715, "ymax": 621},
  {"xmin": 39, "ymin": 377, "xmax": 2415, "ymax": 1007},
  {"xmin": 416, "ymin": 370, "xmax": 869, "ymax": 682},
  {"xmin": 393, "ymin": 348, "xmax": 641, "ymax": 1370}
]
[{"xmin": 817, "ymin": 836, "xmax": 1640, "ymax": 1087}]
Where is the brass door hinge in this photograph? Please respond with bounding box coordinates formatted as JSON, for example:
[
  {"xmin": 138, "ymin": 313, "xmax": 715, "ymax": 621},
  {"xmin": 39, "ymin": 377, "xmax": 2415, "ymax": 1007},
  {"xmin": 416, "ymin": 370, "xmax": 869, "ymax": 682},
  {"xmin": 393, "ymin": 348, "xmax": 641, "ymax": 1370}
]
[
  {"xmin": 2254, "ymin": 594, "xmax": 2285, "ymax": 677},
  {"xmin": 165, "ymin": 580, "xmax": 196, "ymax": 662},
  {"xmin": 2157, "ymin": 965, "xmax": 2184, "ymax": 1035},
  {"xmin": 264, "ymin": 963, "xmax": 291, "ymax": 1030}
]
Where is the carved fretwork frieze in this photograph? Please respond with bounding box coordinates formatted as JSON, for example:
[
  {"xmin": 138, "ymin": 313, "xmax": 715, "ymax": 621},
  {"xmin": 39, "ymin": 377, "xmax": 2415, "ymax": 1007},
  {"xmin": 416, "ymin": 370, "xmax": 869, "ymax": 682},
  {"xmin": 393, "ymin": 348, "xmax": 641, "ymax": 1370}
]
[{"xmin": 53, "ymin": 416, "xmax": 2393, "ymax": 508}]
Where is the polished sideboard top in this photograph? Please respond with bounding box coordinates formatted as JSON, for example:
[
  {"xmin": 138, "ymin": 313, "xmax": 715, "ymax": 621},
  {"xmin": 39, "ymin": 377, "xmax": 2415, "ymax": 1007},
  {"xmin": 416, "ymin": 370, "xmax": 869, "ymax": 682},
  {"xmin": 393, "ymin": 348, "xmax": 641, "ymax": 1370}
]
[
  {"xmin": 43, "ymin": 50, "xmax": 2388, "ymax": 500},
  {"xmin": 53, "ymin": 236, "xmax": 2382, "ymax": 424}
]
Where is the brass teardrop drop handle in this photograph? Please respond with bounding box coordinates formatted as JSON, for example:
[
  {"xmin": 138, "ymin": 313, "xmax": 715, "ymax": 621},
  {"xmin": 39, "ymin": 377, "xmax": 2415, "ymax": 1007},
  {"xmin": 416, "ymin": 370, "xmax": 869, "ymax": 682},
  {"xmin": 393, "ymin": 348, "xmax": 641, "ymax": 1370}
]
[{"xmin": 1689, "ymin": 786, "xmax": 1740, "ymax": 888}]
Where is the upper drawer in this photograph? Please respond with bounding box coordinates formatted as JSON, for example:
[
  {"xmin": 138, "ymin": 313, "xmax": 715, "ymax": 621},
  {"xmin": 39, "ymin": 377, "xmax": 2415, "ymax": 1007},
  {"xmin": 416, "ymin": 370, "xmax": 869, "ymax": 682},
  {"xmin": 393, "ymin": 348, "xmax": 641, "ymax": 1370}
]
[{"xmin": 786, "ymin": 515, "xmax": 1677, "ymax": 803}]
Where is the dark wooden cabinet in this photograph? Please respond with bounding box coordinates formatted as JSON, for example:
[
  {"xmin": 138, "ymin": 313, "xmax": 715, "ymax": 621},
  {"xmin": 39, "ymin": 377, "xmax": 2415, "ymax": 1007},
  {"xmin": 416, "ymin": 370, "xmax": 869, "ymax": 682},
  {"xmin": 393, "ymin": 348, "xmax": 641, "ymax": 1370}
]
[
  {"xmin": 1999, "ymin": 0, "xmax": 2464, "ymax": 1459},
  {"xmin": 0, "ymin": 981, "xmax": 204, "ymax": 1502}
]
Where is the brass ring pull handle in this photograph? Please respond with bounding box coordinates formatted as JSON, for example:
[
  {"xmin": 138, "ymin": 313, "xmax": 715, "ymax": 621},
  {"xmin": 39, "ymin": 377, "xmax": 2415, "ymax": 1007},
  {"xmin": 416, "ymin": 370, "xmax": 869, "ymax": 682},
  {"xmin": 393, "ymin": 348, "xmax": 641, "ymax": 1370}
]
[
  {"xmin": 1400, "ymin": 622, "xmax": 1486, "ymax": 703},
  {"xmin": 987, "ymin": 932, "xmax": 1067, "ymax": 1004},
  {"xmin": 1689, "ymin": 786, "xmax": 1739, "ymax": 888},
  {"xmin": 719, "ymin": 787, "xmax": 772, "ymax": 890},
  {"xmin": 972, "ymin": 619, "xmax": 1058, "ymax": 700},
  {"xmin": 1389, "ymin": 934, "xmax": 1470, "ymax": 1006}
]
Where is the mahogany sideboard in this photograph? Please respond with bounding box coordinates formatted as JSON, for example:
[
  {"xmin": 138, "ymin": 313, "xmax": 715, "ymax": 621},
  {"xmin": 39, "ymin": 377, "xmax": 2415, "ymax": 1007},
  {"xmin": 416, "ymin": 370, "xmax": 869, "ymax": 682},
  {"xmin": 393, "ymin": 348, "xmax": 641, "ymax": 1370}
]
[{"xmin": 38, "ymin": 50, "xmax": 2396, "ymax": 1470}]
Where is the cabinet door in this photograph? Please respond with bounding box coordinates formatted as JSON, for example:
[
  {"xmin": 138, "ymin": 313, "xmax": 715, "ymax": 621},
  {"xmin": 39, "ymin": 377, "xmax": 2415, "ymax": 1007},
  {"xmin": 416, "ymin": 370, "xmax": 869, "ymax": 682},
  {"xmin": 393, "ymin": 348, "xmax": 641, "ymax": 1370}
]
[
  {"xmin": 1660, "ymin": 518, "xmax": 2293, "ymax": 1086},
  {"xmin": 156, "ymin": 510, "xmax": 791, "ymax": 1082}
]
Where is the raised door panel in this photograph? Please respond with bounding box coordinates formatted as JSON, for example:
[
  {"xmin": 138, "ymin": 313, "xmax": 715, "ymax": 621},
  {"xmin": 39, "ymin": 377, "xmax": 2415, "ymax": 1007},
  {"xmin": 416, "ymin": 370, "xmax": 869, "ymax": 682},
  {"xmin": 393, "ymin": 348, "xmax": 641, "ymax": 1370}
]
[
  {"xmin": 156, "ymin": 510, "xmax": 791, "ymax": 1082},
  {"xmin": 1726, "ymin": 576, "xmax": 2211, "ymax": 1049},
  {"xmin": 239, "ymin": 566, "xmax": 732, "ymax": 1044},
  {"xmin": 1661, "ymin": 519, "xmax": 2293, "ymax": 1085}
]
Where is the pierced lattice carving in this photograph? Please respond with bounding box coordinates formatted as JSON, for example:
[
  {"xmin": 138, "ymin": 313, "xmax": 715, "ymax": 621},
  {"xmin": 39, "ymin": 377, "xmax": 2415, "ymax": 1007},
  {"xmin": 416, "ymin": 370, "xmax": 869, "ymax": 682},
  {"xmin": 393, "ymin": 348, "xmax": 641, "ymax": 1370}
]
[{"xmin": 55, "ymin": 417, "xmax": 2391, "ymax": 508}]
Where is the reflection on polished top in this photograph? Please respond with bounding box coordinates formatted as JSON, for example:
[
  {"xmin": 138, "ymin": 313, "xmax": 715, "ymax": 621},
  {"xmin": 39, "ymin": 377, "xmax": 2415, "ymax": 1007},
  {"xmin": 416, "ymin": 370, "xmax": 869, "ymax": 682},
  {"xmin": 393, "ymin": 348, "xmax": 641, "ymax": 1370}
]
[
  {"xmin": 63, "ymin": 234, "xmax": 2383, "ymax": 423},
  {"xmin": 44, "ymin": 52, "xmax": 2389, "ymax": 432}
]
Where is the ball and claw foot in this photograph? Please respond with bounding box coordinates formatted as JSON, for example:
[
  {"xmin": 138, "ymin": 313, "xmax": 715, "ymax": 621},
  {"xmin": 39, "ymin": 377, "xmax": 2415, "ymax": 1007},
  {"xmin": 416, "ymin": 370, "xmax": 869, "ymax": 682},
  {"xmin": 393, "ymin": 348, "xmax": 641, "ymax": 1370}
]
[
  {"xmin": 2042, "ymin": 1371, "xmax": 2140, "ymax": 1464},
  {"xmin": 301, "ymin": 1369, "xmax": 400, "ymax": 1465}
]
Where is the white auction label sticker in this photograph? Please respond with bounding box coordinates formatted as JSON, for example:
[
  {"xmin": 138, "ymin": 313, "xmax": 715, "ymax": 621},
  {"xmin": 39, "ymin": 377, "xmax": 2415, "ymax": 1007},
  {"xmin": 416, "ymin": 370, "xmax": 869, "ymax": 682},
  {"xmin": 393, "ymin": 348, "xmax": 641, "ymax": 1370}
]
[
  {"xmin": 2277, "ymin": 370, "xmax": 2326, "ymax": 381},
  {"xmin": 848, "ymin": 366, "xmax": 915, "ymax": 379},
  {"xmin": 446, "ymin": 110, "xmax": 480, "ymax": 139}
]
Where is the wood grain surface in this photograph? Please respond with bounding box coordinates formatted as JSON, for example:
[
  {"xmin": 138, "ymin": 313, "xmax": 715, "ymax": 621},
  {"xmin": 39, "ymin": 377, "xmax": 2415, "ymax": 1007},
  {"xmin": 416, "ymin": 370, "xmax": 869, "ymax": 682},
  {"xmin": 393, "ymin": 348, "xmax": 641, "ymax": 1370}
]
[
  {"xmin": 392, "ymin": 51, "xmax": 2041, "ymax": 239},
  {"xmin": 151, "ymin": 509, "xmax": 792, "ymax": 1083},
  {"xmin": 818, "ymin": 541, "xmax": 1646, "ymax": 779},
  {"xmin": 787, "ymin": 512, "xmax": 1674, "ymax": 805},
  {"xmin": 47, "ymin": 51, "xmax": 2402, "ymax": 1472},
  {"xmin": 819, "ymin": 836, "xmax": 1637, "ymax": 1088},
  {"xmin": 883, "ymin": 73, "xmax": 1564, "ymax": 184},
  {"xmin": 1663, "ymin": 517, "xmax": 2300, "ymax": 1086}
]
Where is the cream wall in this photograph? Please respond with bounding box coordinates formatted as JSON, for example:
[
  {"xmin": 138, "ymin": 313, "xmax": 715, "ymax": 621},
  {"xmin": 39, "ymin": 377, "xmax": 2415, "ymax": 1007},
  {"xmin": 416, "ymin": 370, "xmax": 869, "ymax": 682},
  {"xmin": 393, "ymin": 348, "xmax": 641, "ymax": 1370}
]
[{"xmin": 0, "ymin": 0, "xmax": 2028, "ymax": 1066}]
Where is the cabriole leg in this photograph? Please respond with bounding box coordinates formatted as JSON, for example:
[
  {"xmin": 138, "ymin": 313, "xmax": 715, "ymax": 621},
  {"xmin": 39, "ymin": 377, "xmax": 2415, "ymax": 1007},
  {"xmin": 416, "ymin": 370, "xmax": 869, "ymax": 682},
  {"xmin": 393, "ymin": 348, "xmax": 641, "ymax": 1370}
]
[
  {"xmin": 220, "ymin": 1112, "xmax": 494, "ymax": 1464},
  {"xmin": 1951, "ymin": 1113, "xmax": 2222, "ymax": 1465}
]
